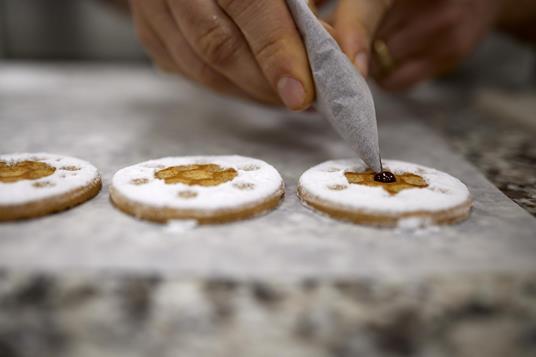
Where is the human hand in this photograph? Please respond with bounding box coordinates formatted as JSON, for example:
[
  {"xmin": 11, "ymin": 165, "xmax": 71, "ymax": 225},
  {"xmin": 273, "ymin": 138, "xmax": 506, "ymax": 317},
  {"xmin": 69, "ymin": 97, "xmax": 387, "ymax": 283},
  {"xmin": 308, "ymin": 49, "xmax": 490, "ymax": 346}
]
[
  {"xmin": 370, "ymin": 0, "xmax": 504, "ymax": 90},
  {"xmin": 129, "ymin": 0, "xmax": 316, "ymax": 110},
  {"xmin": 328, "ymin": 0, "xmax": 393, "ymax": 77}
]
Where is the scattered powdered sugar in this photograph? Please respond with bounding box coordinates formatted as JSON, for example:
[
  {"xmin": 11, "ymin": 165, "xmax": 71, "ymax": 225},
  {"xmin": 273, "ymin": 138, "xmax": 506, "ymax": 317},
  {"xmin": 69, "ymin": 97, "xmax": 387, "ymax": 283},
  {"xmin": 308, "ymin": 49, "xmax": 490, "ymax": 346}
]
[
  {"xmin": 0, "ymin": 153, "xmax": 100, "ymax": 205},
  {"xmin": 164, "ymin": 219, "xmax": 198, "ymax": 234},
  {"xmin": 395, "ymin": 217, "xmax": 442, "ymax": 236},
  {"xmin": 111, "ymin": 155, "xmax": 283, "ymax": 211},
  {"xmin": 299, "ymin": 159, "xmax": 471, "ymax": 214},
  {"xmin": 397, "ymin": 217, "xmax": 432, "ymax": 229}
]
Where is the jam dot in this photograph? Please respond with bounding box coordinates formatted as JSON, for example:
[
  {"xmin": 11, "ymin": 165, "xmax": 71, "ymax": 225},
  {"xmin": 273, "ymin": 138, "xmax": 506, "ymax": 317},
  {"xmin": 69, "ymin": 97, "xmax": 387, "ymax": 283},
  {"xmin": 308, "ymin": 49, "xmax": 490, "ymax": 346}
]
[{"xmin": 374, "ymin": 171, "xmax": 396, "ymax": 183}]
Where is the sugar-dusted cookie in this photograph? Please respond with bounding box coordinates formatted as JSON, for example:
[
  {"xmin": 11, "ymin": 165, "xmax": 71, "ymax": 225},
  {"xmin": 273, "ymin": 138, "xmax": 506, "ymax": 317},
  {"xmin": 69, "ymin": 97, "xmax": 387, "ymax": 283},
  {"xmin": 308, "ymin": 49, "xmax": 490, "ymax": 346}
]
[
  {"xmin": 0, "ymin": 153, "xmax": 102, "ymax": 221},
  {"xmin": 110, "ymin": 155, "xmax": 284, "ymax": 224},
  {"xmin": 298, "ymin": 159, "xmax": 472, "ymax": 227}
]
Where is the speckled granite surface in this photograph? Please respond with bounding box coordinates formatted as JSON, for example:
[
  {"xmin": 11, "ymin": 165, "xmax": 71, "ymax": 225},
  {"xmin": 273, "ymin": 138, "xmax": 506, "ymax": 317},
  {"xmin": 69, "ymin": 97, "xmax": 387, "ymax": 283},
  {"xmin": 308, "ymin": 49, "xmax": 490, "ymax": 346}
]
[
  {"xmin": 0, "ymin": 51, "xmax": 535, "ymax": 357},
  {"xmin": 400, "ymin": 83, "xmax": 536, "ymax": 217},
  {"xmin": 1, "ymin": 272, "xmax": 535, "ymax": 357},
  {"xmin": 402, "ymin": 34, "xmax": 536, "ymax": 217},
  {"xmin": 445, "ymin": 115, "xmax": 536, "ymax": 216}
]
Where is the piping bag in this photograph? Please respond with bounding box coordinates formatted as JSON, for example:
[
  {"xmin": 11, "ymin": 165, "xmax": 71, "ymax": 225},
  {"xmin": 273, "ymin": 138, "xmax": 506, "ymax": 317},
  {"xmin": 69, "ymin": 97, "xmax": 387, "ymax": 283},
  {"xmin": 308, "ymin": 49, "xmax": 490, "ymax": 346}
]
[{"xmin": 286, "ymin": 0, "xmax": 382, "ymax": 173}]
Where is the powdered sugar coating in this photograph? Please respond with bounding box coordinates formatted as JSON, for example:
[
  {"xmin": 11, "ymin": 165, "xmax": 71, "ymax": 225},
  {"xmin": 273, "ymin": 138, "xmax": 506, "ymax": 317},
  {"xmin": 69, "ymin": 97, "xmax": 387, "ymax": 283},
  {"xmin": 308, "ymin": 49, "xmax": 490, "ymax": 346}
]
[
  {"xmin": 0, "ymin": 153, "xmax": 100, "ymax": 205},
  {"xmin": 111, "ymin": 156, "xmax": 283, "ymax": 211},
  {"xmin": 299, "ymin": 159, "xmax": 471, "ymax": 213}
]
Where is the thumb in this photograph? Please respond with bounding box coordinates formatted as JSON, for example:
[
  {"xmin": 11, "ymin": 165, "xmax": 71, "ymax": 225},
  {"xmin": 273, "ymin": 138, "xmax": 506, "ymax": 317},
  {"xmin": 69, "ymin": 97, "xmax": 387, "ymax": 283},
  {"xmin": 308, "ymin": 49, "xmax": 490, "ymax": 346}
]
[
  {"xmin": 332, "ymin": 0, "xmax": 392, "ymax": 76},
  {"xmin": 218, "ymin": 0, "xmax": 315, "ymax": 111}
]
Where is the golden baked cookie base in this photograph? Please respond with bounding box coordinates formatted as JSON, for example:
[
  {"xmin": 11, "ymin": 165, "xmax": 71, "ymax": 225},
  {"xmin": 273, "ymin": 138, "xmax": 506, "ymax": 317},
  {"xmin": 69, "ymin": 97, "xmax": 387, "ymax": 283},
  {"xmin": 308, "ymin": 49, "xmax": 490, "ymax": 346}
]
[
  {"xmin": 109, "ymin": 185, "xmax": 285, "ymax": 224},
  {"xmin": 0, "ymin": 160, "xmax": 56, "ymax": 183},
  {"xmin": 155, "ymin": 164, "xmax": 238, "ymax": 186},
  {"xmin": 298, "ymin": 186, "xmax": 472, "ymax": 227},
  {"xmin": 0, "ymin": 178, "xmax": 102, "ymax": 221},
  {"xmin": 345, "ymin": 171, "xmax": 428, "ymax": 195}
]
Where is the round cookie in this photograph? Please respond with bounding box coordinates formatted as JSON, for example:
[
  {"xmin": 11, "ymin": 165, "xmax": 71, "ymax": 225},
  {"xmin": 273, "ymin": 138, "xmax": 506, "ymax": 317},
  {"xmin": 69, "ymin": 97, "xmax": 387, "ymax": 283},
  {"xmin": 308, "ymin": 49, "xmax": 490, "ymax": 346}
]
[
  {"xmin": 110, "ymin": 155, "xmax": 285, "ymax": 224},
  {"xmin": 0, "ymin": 153, "xmax": 102, "ymax": 221},
  {"xmin": 298, "ymin": 159, "xmax": 472, "ymax": 227}
]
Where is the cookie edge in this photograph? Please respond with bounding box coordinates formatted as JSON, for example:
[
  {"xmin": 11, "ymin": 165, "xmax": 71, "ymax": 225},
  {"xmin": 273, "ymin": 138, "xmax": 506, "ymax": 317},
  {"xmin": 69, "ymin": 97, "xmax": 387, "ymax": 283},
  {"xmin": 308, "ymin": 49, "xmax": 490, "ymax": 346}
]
[
  {"xmin": 297, "ymin": 185, "xmax": 473, "ymax": 227},
  {"xmin": 0, "ymin": 176, "xmax": 102, "ymax": 221},
  {"xmin": 109, "ymin": 184, "xmax": 285, "ymax": 224}
]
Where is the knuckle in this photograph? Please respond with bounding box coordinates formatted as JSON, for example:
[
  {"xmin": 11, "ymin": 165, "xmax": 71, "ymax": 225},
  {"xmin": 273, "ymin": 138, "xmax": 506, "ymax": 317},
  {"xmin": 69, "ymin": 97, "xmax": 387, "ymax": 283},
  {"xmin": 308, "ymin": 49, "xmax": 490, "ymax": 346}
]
[
  {"xmin": 253, "ymin": 36, "xmax": 288, "ymax": 69},
  {"xmin": 217, "ymin": 0, "xmax": 253, "ymax": 16},
  {"xmin": 216, "ymin": 0, "xmax": 236, "ymax": 8},
  {"xmin": 197, "ymin": 22, "xmax": 241, "ymax": 65}
]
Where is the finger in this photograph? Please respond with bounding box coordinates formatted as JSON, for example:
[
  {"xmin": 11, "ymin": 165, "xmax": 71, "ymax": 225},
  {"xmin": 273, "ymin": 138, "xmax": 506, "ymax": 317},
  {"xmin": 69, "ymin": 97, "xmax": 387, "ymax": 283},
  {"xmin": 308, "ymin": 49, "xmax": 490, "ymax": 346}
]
[
  {"xmin": 217, "ymin": 0, "xmax": 315, "ymax": 111},
  {"xmin": 305, "ymin": 3, "xmax": 339, "ymax": 46},
  {"xmin": 134, "ymin": 0, "xmax": 250, "ymax": 99},
  {"xmin": 371, "ymin": 31, "xmax": 463, "ymax": 86},
  {"xmin": 380, "ymin": 6, "xmax": 457, "ymax": 65},
  {"xmin": 313, "ymin": 0, "xmax": 330, "ymax": 6},
  {"xmin": 305, "ymin": 2, "xmax": 339, "ymax": 42},
  {"xmin": 322, "ymin": 21, "xmax": 339, "ymax": 42},
  {"xmin": 131, "ymin": 3, "xmax": 180, "ymax": 73},
  {"xmin": 370, "ymin": 4, "xmax": 462, "ymax": 80},
  {"xmin": 332, "ymin": 0, "xmax": 392, "ymax": 76},
  {"xmin": 374, "ymin": 0, "xmax": 434, "ymax": 41},
  {"xmin": 167, "ymin": 0, "xmax": 279, "ymax": 105},
  {"xmin": 308, "ymin": 0, "xmax": 319, "ymax": 15},
  {"xmin": 377, "ymin": 58, "xmax": 436, "ymax": 91}
]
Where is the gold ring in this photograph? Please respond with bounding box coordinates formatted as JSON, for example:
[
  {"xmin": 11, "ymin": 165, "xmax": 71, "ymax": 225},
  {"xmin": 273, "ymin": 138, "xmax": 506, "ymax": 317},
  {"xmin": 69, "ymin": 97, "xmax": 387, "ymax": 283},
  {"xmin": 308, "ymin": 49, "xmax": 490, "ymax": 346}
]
[{"xmin": 373, "ymin": 39, "xmax": 395, "ymax": 74}]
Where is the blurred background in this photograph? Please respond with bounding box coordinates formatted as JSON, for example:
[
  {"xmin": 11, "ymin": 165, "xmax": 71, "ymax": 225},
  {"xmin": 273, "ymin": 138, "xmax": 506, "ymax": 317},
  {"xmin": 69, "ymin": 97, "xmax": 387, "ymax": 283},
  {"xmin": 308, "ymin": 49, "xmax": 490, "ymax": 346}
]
[
  {"xmin": 0, "ymin": 0, "xmax": 144, "ymax": 60},
  {"xmin": 0, "ymin": 0, "xmax": 533, "ymax": 77},
  {"xmin": 1, "ymin": 0, "xmax": 534, "ymax": 87}
]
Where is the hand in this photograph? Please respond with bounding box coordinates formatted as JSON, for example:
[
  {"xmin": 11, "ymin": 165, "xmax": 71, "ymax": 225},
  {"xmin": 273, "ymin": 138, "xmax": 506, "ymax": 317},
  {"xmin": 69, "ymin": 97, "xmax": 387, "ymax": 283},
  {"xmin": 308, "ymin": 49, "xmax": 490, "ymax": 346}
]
[
  {"xmin": 129, "ymin": 0, "xmax": 315, "ymax": 110},
  {"xmin": 371, "ymin": 0, "xmax": 504, "ymax": 90},
  {"xmin": 328, "ymin": 0, "xmax": 393, "ymax": 77}
]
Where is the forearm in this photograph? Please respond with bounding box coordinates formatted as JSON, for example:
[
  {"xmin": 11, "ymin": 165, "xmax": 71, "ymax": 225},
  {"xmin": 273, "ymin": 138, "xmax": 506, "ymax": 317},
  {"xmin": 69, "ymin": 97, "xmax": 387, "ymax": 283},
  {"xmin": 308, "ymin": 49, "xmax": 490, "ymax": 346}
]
[{"xmin": 497, "ymin": 0, "xmax": 536, "ymax": 43}]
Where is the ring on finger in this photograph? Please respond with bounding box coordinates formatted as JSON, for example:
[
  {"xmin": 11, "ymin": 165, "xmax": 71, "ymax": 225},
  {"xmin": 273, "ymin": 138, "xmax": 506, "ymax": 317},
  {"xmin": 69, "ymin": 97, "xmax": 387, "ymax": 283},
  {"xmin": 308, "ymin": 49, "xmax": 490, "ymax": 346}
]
[{"xmin": 373, "ymin": 39, "xmax": 396, "ymax": 75}]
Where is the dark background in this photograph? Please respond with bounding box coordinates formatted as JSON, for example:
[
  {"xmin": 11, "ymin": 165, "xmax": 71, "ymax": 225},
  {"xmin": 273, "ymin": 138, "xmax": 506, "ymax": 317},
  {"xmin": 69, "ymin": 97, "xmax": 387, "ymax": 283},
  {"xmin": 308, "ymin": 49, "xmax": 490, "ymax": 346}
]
[
  {"xmin": 1, "ymin": 0, "xmax": 534, "ymax": 88},
  {"xmin": 0, "ymin": 0, "xmax": 144, "ymax": 60}
]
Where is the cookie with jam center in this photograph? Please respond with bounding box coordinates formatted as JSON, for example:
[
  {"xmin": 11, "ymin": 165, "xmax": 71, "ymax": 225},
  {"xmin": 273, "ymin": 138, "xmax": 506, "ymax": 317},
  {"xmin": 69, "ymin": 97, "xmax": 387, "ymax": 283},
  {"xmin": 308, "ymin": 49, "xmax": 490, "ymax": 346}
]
[
  {"xmin": 298, "ymin": 159, "xmax": 472, "ymax": 227},
  {"xmin": 0, "ymin": 153, "xmax": 102, "ymax": 221},
  {"xmin": 109, "ymin": 155, "xmax": 284, "ymax": 224}
]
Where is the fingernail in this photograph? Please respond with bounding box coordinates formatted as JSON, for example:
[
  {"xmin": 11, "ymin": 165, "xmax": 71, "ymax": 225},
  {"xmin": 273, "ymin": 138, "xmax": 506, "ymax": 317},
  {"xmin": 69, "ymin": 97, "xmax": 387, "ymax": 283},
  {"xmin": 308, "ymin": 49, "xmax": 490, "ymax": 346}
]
[
  {"xmin": 277, "ymin": 76, "xmax": 306, "ymax": 110},
  {"xmin": 354, "ymin": 52, "xmax": 368, "ymax": 76}
]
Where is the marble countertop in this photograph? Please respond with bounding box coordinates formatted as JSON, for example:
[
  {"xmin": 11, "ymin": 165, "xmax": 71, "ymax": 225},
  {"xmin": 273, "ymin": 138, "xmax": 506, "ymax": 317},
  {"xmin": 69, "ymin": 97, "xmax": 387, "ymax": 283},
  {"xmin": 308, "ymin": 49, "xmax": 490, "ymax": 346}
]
[
  {"xmin": 0, "ymin": 61, "xmax": 535, "ymax": 357},
  {"xmin": 403, "ymin": 82, "xmax": 536, "ymax": 218},
  {"xmin": 412, "ymin": 34, "xmax": 536, "ymax": 217}
]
